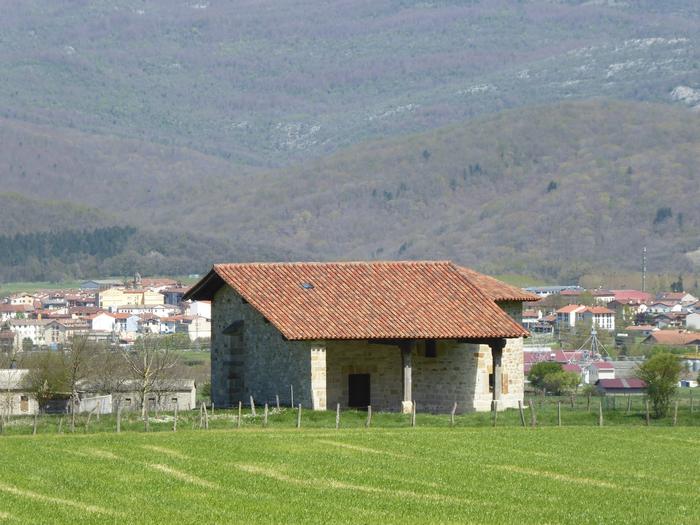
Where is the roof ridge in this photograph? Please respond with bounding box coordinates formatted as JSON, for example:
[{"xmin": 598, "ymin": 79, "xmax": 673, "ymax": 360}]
[{"xmin": 214, "ymin": 260, "xmax": 454, "ymax": 267}]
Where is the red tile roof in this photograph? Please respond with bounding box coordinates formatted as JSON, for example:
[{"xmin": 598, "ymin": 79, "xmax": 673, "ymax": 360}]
[
  {"xmin": 556, "ymin": 305, "xmax": 586, "ymax": 314},
  {"xmin": 591, "ymin": 361, "xmax": 614, "ymax": 369},
  {"xmin": 583, "ymin": 306, "xmax": 615, "ymax": 315},
  {"xmin": 611, "ymin": 290, "xmax": 653, "ymax": 303},
  {"xmin": 186, "ymin": 261, "xmax": 529, "ymax": 341},
  {"xmin": 644, "ymin": 331, "xmax": 700, "ymax": 346},
  {"xmin": 453, "ymin": 267, "xmax": 540, "ymax": 302}
]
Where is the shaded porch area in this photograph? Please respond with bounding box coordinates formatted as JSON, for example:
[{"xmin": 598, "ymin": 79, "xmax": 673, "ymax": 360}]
[{"xmin": 310, "ymin": 337, "xmax": 523, "ymax": 413}]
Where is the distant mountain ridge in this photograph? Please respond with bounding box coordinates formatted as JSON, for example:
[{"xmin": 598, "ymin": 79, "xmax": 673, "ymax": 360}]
[{"xmin": 0, "ymin": 0, "xmax": 698, "ymax": 165}]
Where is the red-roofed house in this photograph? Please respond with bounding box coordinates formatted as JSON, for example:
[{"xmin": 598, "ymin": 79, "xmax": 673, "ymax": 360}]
[
  {"xmin": 185, "ymin": 261, "xmax": 533, "ymax": 414},
  {"xmin": 556, "ymin": 305, "xmax": 615, "ymax": 331},
  {"xmin": 581, "ymin": 306, "xmax": 615, "ymax": 331}
]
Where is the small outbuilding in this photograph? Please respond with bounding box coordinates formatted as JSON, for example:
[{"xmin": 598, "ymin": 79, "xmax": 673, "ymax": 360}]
[{"xmin": 185, "ymin": 261, "xmax": 538, "ymax": 413}]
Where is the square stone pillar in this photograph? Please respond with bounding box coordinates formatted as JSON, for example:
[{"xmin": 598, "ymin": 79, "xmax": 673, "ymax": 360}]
[
  {"xmin": 400, "ymin": 340, "xmax": 415, "ymax": 414},
  {"xmin": 310, "ymin": 344, "xmax": 327, "ymax": 410},
  {"xmin": 489, "ymin": 338, "xmax": 506, "ymax": 407}
]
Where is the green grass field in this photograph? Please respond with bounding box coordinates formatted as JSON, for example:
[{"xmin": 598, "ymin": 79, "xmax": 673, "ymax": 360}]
[{"xmin": 0, "ymin": 405, "xmax": 699, "ymax": 524}]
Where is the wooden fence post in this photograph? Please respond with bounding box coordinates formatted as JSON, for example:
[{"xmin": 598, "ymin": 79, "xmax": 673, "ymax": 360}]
[
  {"xmin": 366, "ymin": 406, "xmax": 372, "ymax": 428},
  {"xmin": 645, "ymin": 399, "xmax": 651, "ymax": 426},
  {"xmin": 250, "ymin": 396, "xmax": 256, "ymax": 417},
  {"xmin": 211, "ymin": 402, "xmax": 215, "ymax": 417},
  {"xmin": 529, "ymin": 398, "xmax": 537, "ymax": 428},
  {"xmin": 598, "ymin": 401, "xmax": 603, "ymax": 427},
  {"xmin": 691, "ymin": 389, "xmax": 694, "ymax": 414},
  {"xmin": 32, "ymin": 412, "xmax": 38, "ymax": 435},
  {"xmin": 58, "ymin": 416, "xmax": 63, "ymax": 434},
  {"xmin": 570, "ymin": 394, "xmax": 575, "ymax": 409},
  {"xmin": 673, "ymin": 400, "xmax": 678, "ymax": 426},
  {"xmin": 237, "ymin": 401, "xmax": 242, "ymax": 429},
  {"xmin": 587, "ymin": 393, "xmax": 591, "ymax": 413},
  {"xmin": 557, "ymin": 401, "xmax": 561, "ymax": 427},
  {"xmin": 335, "ymin": 403, "xmax": 340, "ymax": 430},
  {"xmin": 411, "ymin": 401, "xmax": 417, "ymax": 427},
  {"xmin": 491, "ymin": 400, "xmax": 498, "ymax": 427},
  {"xmin": 518, "ymin": 400, "xmax": 526, "ymax": 427},
  {"xmin": 173, "ymin": 404, "xmax": 178, "ymax": 432},
  {"xmin": 264, "ymin": 403, "xmax": 269, "ymax": 427},
  {"xmin": 290, "ymin": 385, "xmax": 294, "ymax": 408},
  {"xmin": 203, "ymin": 403, "xmax": 209, "ymax": 430},
  {"xmin": 276, "ymin": 395, "xmax": 280, "ymax": 411},
  {"xmin": 116, "ymin": 406, "xmax": 121, "ymax": 434},
  {"xmin": 626, "ymin": 395, "xmax": 631, "ymax": 415},
  {"xmin": 145, "ymin": 403, "xmax": 150, "ymax": 432},
  {"xmin": 199, "ymin": 403, "xmax": 204, "ymax": 429},
  {"xmin": 86, "ymin": 405, "xmax": 98, "ymax": 433},
  {"xmin": 296, "ymin": 403, "xmax": 302, "ymax": 429},
  {"xmin": 450, "ymin": 402, "xmax": 457, "ymax": 427}
]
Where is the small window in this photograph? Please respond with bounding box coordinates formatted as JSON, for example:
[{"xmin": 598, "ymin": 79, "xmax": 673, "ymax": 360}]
[
  {"xmin": 425, "ymin": 340, "xmax": 437, "ymax": 358},
  {"xmin": 171, "ymin": 397, "xmax": 178, "ymax": 402},
  {"xmin": 124, "ymin": 398, "xmax": 132, "ymax": 405}
]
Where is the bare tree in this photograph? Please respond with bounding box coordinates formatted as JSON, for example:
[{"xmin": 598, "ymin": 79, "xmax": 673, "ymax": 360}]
[
  {"xmin": 88, "ymin": 342, "xmax": 130, "ymax": 412},
  {"xmin": 64, "ymin": 336, "xmax": 98, "ymax": 431},
  {"xmin": 121, "ymin": 336, "xmax": 179, "ymax": 418},
  {"xmin": 0, "ymin": 344, "xmax": 24, "ymax": 424}
]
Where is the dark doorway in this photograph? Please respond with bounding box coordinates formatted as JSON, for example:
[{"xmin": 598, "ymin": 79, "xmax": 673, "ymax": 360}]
[{"xmin": 348, "ymin": 374, "xmax": 371, "ymax": 408}]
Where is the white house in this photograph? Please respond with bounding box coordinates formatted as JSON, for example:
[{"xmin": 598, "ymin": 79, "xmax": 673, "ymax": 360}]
[
  {"xmin": 581, "ymin": 306, "xmax": 616, "ymax": 331},
  {"xmin": 686, "ymin": 312, "xmax": 700, "ymax": 331},
  {"xmin": 0, "ymin": 369, "xmax": 38, "ymax": 416},
  {"xmin": 186, "ymin": 301, "xmax": 211, "ymax": 320},
  {"xmin": 8, "ymin": 319, "xmax": 67, "ymax": 350},
  {"xmin": 587, "ymin": 361, "xmax": 616, "ymax": 383},
  {"xmin": 556, "ymin": 305, "xmax": 587, "ymax": 328},
  {"xmin": 90, "ymin": 312, "xmax": 116, "ymax": 333}
]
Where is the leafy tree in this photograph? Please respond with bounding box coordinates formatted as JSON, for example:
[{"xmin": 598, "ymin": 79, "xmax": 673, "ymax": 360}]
[
  {"xmin": 542, "ymin": 371, "xmax": 580, "ymax": 395},
  {"xmin": 527, "ymin": 362, "xmax": 563, "ymax": 391},
  {"xmin": 670, "ymin": 275, "xmax": 684, "ymax": 293},
  {"xmin": 636, "ymin": 353, "xmax": 682, "ymax": 418},
  {"xmin": 23, "ymin": 352, "xmax": 69, "ymax": 411}
]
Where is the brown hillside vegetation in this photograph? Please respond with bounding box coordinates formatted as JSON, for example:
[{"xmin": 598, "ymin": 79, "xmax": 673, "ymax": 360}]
[
  {"xmin": 203, "ymin": 99, "xmax": 700, "ymax": 282},
  {"xmin": 0, "ymin": 99, "xmax": 699, "ymax": 282}
]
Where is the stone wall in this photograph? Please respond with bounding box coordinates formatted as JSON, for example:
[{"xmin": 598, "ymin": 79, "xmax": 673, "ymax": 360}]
[
  {"xmin": 210, "ymin": 284, "xmax": 524, "ymax": 412},
  {"xmin": 211, "ymin": 286, "xmax": 313, "ymax": 407},
  {"xmin": 324, "ymin": 339, "xmax": 511, "ymax": 413}
]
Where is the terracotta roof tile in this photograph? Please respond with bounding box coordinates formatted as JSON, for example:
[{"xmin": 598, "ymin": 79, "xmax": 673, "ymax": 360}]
[
  {"xmin": 454, "ymin": 267, "xmax": 540, "ymax": 302},
  {"xmin": 187, "ymin": 261, "xmax": 528, "ymax": 340}
]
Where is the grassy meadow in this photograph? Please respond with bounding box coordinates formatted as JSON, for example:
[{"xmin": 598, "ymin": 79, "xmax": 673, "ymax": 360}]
[{"xmin": 1, "ymin": 406, "xmax": 699, "ymax": 524}]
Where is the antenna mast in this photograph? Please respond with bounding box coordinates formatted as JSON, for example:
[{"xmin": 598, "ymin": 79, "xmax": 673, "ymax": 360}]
[{"xmin": 642, "ymin": 246, "xmax": 647, "ymax": 292}]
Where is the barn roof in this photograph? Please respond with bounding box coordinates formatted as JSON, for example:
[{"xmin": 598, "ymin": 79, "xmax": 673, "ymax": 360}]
[
  {"xmin": 185, "ymin": 261, "xmax": 529, "ymax": 341},
  {"xmin": 453, "ymin": 266, "xmax": 540, "ymax": 302}
]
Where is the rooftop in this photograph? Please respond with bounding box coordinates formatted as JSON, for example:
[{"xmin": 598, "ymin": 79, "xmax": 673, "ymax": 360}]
[{"xmin": 185, "ymin": 261, "xmax": 529, "ymax": 341}]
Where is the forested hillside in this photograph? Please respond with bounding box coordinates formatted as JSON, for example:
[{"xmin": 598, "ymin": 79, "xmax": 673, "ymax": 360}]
[
  {"xmin": 1, "ymin": 100, "xmax": 699, "ymax": 283},
  {"xmin": 1, "ymin": 0, "xmax": 699, "ymax": 283},
  {"xmin": 0, "ymin": 0, "xmax": 698, "ymax": 165}
]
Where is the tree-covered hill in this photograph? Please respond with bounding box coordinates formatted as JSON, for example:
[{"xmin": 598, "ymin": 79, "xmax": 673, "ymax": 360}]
[
  {"xmin": 1, "ymin": 99, "xmax": 699, "ymax": 283},
  {"xmin": 0, "ymin": 0, "xmax": 698, "ymax": 165}
]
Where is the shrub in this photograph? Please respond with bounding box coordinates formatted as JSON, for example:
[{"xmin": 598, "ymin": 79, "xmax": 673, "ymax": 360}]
[{"xmin": 636, "ymin": 353, "xmax": 682, "ymax": 418}]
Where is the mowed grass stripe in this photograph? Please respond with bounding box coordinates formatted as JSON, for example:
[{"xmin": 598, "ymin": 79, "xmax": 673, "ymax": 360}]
[{"xmin": 0, "ymin": 428, "xmax": 698, "ymax": 524}]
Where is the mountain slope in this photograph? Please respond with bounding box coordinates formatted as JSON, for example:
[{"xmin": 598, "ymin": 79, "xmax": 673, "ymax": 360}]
[
  {"xmin": 203, "ymin": 99, "xmax": 700, "ymax": 281},
  {"xmin": 0, "ymin": 0, "xmax": 698, "ymax": 165},
  {"xmin": 1, "ymin": 99, "xmax": 699, "ymax": 283}
]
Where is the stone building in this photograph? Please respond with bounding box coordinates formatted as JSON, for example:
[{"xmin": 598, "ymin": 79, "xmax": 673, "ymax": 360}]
[{"xmin": 185, "ymin": 261, "xmax": 538, "ymax": 413}]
